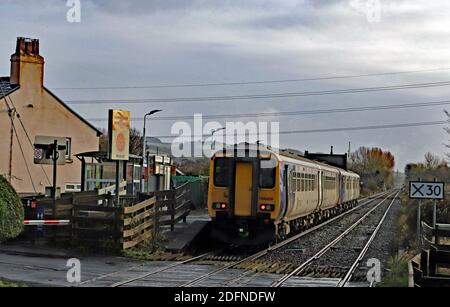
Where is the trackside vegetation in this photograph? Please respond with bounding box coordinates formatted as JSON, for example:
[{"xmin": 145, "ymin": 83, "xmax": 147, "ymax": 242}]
[{"xmin": 0, "ymin": 175, "xmax": 24, "ymax": 242}]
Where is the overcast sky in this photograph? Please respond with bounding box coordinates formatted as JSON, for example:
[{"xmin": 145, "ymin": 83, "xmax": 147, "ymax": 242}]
[{"xmin": 1, "ymin": 0, "xmax": 449, "ymax": 170}]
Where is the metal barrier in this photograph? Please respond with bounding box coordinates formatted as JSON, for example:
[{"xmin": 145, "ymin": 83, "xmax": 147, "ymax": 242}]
[{"xmin": 410, "ymin": 222, "xmax": 450, "ymax": 287}]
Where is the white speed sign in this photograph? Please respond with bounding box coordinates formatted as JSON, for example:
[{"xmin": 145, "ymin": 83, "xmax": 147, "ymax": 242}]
[{"xmin": 409, "ymin": 181, "xmax": 445, "ymax": 200}]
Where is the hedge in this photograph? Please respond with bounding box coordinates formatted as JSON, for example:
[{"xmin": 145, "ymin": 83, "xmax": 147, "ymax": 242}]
[{"xmin": 0, "ymin": 176, "xmax": 24, "ymax": 242}]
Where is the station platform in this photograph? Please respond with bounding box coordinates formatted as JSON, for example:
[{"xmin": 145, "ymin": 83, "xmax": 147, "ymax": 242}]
[{"xmin": 161, "ymin": 209, "xmax": 211, "ymax": 252}]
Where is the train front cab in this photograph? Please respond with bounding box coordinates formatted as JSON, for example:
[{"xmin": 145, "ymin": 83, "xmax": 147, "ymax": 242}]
[{"xmin": 208, "ymin": 151, "xmax": 282, "ymax": 245}]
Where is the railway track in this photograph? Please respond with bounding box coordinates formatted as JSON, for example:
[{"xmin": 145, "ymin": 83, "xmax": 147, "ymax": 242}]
[
  {"xmin": 271, "ymin": 190, "xmax": 400, "ymax": 287},
  {"xmin": 77, "ymin": 190, "xmax": 395, "ymax": 287},
  {"xmin": 178, "ymin": 190, "xmax": 395, "ymax": 287}
]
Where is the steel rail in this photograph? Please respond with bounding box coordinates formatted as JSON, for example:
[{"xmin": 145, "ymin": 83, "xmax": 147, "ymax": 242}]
[
  {"xmin": 78, "ymin": 251, "xmax": 213, "ymax": 287},
  {"xmin": 109, "ymin": 251, "xmax": 214, "ymax": 287},
  {"xmin": 180, "ymin": 191, "xmax": 391, "ymax": 287},
  {"xmin": 271, "ymin": 190, "xmax": 398, "ymax": 287},
  {"xmin": 337, "ymin": 190, "xmax": 401, "ymax": 287}
]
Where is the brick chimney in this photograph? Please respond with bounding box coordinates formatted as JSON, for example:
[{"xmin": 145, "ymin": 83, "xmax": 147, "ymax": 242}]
[{"xmin": 10, "ymin": 37, "xmax": 45, "ymax": 88}]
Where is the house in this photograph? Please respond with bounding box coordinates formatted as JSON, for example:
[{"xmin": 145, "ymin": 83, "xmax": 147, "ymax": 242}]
[{"xmin": 0, "ymin": 37, "xmax": 101, "ymax": 195}]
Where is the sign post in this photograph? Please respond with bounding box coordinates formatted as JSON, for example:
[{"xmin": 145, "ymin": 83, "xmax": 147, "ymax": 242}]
[
  {"xmin": 34, "ymin": 136, "xmax": 67, "ymax": 219},
  {"xmin": 417, "ymin": 178, "xmax": 422, "ymax": 248},
  {"xmin": 108, "ymin": 110, "xmax": 131, "ymax": 207},
  {"xmin": 433, "ymin": 178, "xmax": 437, "ymax": 228},
  {"xmin": 409, "ymin": 180, "xmax": 445, "ymax": 246}
]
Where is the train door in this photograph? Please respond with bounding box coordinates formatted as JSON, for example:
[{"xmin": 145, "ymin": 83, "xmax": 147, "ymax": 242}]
[
  {"xmin": 318, "ymin": 170, "xmax": 323, "ymax": 210},
  {"xmin": 234, "ymin": 162, "xmax": 253, "ymax": 216}
]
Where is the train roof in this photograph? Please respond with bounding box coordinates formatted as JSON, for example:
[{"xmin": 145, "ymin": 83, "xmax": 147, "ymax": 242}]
[
  {"xmin": 277, "ymin": 150, "xmax": 359, "ymax": 176},
  {"xmin": 212, "ymin": 144, "xmax": 360, "ymax": 178}
]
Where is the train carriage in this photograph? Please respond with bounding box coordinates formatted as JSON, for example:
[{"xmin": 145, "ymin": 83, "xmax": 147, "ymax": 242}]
[{"xmin": 208, "ymin": 144, "xmax": 360, "ymax": 246}]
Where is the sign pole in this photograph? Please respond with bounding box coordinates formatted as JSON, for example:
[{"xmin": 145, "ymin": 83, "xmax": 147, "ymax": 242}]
[
  {"xmin": 115, "ymin": 160, "xmax": 120, "ymax": 207},
  {"xmin": 433, "ymin": 178, "xmax": 437, "ymax": 228},
  {"xmin": 417, "ymin": 178, "xmax": 421, "ymax": 248},
  {"xmin": 409, "ymin": 179, "xmax": 445, "ymax": 248},
  {"xmin": 108, "ymin": 109, "xmax": 131, "ymax": 207},
  {"xmin": 52, "ymin": 139, "xmax": 58, "ymax": 219}
]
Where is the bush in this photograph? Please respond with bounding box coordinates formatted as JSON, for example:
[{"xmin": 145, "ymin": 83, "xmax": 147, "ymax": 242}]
[{"xmin": 0, "ymin": 176, "xmax": 24, "ymax": 242}]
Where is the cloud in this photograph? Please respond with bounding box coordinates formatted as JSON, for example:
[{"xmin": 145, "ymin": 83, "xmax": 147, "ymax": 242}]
[{"xmin": 0, "ymin": 0, "xmax": 449, "ymax": 169}]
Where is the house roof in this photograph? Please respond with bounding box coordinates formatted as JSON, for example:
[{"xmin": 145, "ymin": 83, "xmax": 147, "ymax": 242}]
[
  {"xmin": 0, "ymin": 77, "xmax": 19, "ymax": 99},
  {"xmin": 0, "ymin": 77, "xmax": 101, "ymax": 136},
  {"xmin": 44, "ymin": 87, "xmax": 102, "ymax": 136}
]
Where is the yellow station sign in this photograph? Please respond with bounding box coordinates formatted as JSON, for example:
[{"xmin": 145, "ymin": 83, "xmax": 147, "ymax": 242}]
[{"xmin": 108, "ymin": 109, "xmax": 130, "ymax": 161}]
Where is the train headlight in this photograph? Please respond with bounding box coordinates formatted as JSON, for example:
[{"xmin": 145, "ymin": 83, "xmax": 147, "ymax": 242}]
[
  {"xmin": 213, "ymin": 202, "xmax": 228, "ymax": 210},
  {"xmin": 259, "ymin": 204, "xmax": 275, "ymax": 212}
]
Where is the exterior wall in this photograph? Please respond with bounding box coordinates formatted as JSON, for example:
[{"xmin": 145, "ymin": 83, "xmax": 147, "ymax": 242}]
[{"xmin": 0, "ymin": 52, "xmax": 99, "ymax": 195}]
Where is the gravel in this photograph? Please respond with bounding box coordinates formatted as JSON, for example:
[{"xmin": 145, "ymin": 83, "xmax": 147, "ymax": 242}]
[{"xmin": 259, "ymin": 193, "xmax": 401, "ymax": 280}]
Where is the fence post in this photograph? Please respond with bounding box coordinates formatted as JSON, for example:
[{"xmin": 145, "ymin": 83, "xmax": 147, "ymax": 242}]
[
  {"xmin": 116, "ymin": 204, "xmax": 122, "ymax": 250},
  {"xmin": 170, "ymin": 196, "xmax": 175, "ymax": 232},
  {"xmin": 436, "ymin": 224, "xmax": 440, "ymax": 245},
  {"xmin": 152, "ymin": 199, "xmax": 158, "ymax": 245},
  {"xmin": 183, "ymin": 183, "xmax": 190, "ymax": 223}
]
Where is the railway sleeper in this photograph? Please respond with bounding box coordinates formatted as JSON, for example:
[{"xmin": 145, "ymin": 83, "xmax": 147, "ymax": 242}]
[{"xmin": 277, "ymin": 200, "xmax": 359, "ymax": 242}]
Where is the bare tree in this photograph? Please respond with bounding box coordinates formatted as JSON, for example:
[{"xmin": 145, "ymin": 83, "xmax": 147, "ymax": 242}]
[
  {"xmin": 424, "ymin": 152, "xmax": 442, "ymax": 169},
  {"xmin": 97, "ymin": 127, "xmax": 143, "ymax": 156},
  {"xmin": 129, "ymin": 128, "xmax": 143, "ymax": 156}
]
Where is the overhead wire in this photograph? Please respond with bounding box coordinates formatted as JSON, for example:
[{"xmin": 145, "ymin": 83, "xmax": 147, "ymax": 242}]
[
  {"xmin": 151, "ymin": 120, "xmax": 447, "ymax": 139},
  {"xmin": 64, "ymin": 80, "xmax": 450, "ymax": 105},
  {"xmin": 53, "ymin": 67, "xmax": 450, "ymax": 90},
  {"xmin": 85, "ymin": 99, "xmax": 450, "ymax": 122}
]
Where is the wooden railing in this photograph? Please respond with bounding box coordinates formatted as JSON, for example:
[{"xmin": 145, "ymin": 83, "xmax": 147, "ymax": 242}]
[
  {"xmin": 23, "ymin": 182, "xmax": 192, "ymax": 250},
  {"xmin": 122, "ymin": 182, "xmax": 192, "ymax": 249}
]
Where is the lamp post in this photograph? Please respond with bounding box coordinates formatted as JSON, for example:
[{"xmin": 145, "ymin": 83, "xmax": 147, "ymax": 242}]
[
  {"xmin": 141, "ymin": 109, "xmax": 163, "ymax": 193},
  {"xmin": 211, "ymin": 127, "xmax": 226, "ymax": 151}
]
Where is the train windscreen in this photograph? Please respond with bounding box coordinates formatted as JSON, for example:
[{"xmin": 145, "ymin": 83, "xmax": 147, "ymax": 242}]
[
  {"xmin": 214, "ymin": 158, "xmax": 230, "ymax": 187},
  {"xmin": 259, "ymin": 158, "xmax": 277, "ymax": 189}
]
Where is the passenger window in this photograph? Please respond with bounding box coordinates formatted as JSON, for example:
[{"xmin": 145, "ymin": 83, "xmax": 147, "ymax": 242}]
[{"xmin": 214, "ymin": 158, "xmax": 230, "ymax": 187}]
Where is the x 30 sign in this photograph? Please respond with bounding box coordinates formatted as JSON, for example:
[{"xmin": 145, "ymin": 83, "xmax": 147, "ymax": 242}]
[{"xmin": 409, "ymin": 181, "xmax": 445, "ymax": 200}]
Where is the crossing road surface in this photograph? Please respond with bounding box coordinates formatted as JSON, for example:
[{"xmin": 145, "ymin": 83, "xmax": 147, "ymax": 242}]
[{"xmin": 0, "ymin": 251, "xmax": 364, "ymax": 287}]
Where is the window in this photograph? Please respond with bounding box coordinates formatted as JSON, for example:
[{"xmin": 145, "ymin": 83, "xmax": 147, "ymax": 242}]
[
  {"xmin": 259, "ymin": 159, "xmax": 277, "ymax": 189},
  {"xmin": 214, "ymin": 158, "xmax": 230, "ymax": 187},
  {"xmin": 65, "ymin": 138, "xmax": 72, "ymax": 160},
  {"xmin": 65, "ymin": 183, "xmax": 81, "ymax": 192}
]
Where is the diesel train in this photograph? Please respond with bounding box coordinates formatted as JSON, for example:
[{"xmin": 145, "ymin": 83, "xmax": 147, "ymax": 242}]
[{"xmin": 208, "ymin": 144, "xmax": 360, "ymax": 245}]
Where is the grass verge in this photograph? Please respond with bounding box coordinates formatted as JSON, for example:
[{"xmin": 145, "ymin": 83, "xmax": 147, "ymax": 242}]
[
  {"xmin": 0, "ymin": 280, "xmax": 26, "ymax": 287},
  {"xmin": 377, "ymin": 255, "xmax": 410, "ymax": 287}
]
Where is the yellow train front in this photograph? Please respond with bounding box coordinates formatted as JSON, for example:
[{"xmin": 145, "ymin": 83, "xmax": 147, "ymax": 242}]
[{"xmin": 208, "ymin": 145, "xmax": 360, "ymax": 246}]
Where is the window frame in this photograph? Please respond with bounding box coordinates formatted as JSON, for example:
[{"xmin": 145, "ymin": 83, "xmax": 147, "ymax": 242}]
[
  {"xmin": 213, "ymin": 158, "xmax": 230, "ymax": 188},
  {"xmin": 259, "ymin": 158, "xmax": 277, "ymax": 189}
]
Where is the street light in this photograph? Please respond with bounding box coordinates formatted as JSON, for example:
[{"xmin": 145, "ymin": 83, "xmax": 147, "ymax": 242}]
[
  {"xmin": 141, "ymin": 109, "xmax": 163, "ymax": 193},
  {"xmin": 211, "ymin": 127, "xmax": 226, "ymax": 151}
]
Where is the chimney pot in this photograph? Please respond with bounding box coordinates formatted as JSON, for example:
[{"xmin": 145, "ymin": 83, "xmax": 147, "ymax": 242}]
[
  {"xmin": 16, "ymin": 37, "xmax": 40, "ymax": 56},
  {"xmin": 10, "ymin": 37, "xmax": 44, "ymax": 87}
]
